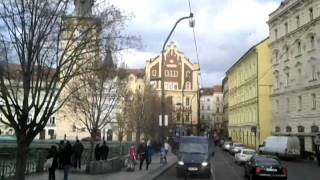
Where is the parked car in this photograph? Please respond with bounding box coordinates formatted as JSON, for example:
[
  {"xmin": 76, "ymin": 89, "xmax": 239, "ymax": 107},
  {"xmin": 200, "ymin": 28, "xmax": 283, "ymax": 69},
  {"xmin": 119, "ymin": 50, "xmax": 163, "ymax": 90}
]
[
  {"xmin": 176, "ymin": 136, "xmax": 214, "ymax": 178},
  {"xmin": 244, "ymin": 155, "xmax": 287, "ymax": 180},
  {"xmin": 234, "ymin": 149, "xmax": 256, "ymax": 164},
  {"xmin": 223, "ymin": 141, "xmax": 233, "ymax": 151},
  {"xmin": 259, "ymin": 136, "xmax": 300, "ymax": 159},
  {"xmin": 230, "ymin": 143, "xmax": 244, "ymax": 155}
]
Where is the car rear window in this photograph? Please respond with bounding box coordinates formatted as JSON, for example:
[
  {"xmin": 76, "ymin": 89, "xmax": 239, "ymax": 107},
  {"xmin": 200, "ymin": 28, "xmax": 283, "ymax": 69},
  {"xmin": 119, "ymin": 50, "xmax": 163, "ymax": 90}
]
[{"xmin": 256, "ymin": 158, "xmax": 280, "ymax": 166}]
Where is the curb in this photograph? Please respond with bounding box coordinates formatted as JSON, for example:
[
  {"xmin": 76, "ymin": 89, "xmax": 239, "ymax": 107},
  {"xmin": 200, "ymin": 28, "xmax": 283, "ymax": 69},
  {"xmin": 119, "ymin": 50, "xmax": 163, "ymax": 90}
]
[{"xmin": 137, "ymin": 156, "xmax": 177, "ymax": 180}]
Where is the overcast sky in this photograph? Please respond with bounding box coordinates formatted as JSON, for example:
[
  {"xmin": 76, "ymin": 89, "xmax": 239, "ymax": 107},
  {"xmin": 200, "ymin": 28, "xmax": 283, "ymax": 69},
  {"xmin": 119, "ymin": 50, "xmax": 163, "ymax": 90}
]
[{"xmin": 108, "ymin": 0, "xmax": 282, "ymax": 87}]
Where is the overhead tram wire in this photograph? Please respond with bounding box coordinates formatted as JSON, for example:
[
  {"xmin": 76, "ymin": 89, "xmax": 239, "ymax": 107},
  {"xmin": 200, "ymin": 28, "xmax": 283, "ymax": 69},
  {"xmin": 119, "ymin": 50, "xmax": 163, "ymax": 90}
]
[{"xmin": 187, "ymin": 0, "xmax": 203, "ymax": 89}]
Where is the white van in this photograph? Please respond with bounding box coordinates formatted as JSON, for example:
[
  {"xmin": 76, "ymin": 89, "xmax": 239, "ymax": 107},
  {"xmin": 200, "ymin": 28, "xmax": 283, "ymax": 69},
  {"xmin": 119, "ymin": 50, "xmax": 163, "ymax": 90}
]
[{"xmin": 259, "ymin": 136, "xmax": 300, "ymax": 158}]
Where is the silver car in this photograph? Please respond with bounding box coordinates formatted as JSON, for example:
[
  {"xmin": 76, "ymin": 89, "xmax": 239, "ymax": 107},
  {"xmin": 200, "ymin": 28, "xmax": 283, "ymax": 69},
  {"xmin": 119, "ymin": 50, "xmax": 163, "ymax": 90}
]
[
  {"xmin": 230, "ymin": 143, "xmax": 244, "ymax": 155},
  {"xmin": 234, "ymin": 149, "xmax": 256, "ymax": 164}
]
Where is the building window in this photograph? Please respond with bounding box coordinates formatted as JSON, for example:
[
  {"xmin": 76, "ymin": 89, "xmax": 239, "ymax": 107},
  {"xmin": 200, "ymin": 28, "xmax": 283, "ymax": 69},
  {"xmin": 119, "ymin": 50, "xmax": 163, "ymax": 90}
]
[
  {"xmin": 298, "ymin": 96, "xmax": 302, "ymax": 111},
  {"xmin": 275, "ymin": 29, "xmax": 278, "ymax": 39},
  {"xmin": 275, "ymin": 51, "xmax": 279, "ymax": 64},
  {"xmin": 312, "ymin": 65, "xmax": 317, "ymax": 80},
  {"xmin": 165, "ymin": 70, "xmax": 169, "ymax": 77},
  {"xmin": 284, "ymin": 22, "xmax": 288, "ymax": 34},
  {"xmin": 217, "ymin": 107, "xmax": 220, "ymax": 113},
  {"xmin": 285, "ymin": 46, "xmax": 289, "ymax": 60},
  {"xmin": 297, "ymin": 41, "xmax": 301, "ymax": 55},
  {"xmin": 311, "ymin": 125, "xmax": 319, "ymax": 133},
  {"xmin": 217, "ymin": 96, "xmax": 220, "ymax": 102},
  {"xmin": 207, "ymin": 106, "xmax": 210, "ymax": 110},
  {"xmin": 309, "ymin": 8, "xmax": 314, "ymax": 21},
  {"xmin": 275, "ymin": 126, "xmax": 281, "ymax": 133},
  {"xmin": 185, "ymin": 82, "xmax": 191, "ymax": 90},
  {"xmin": 312, "ymin": 93, "xmax": 316, "ymax": 110},
  {"xmin": 285, "ymin": 72, "xmax": 290, "ymax": 87},
  {"xmin": 186, "ymin": 97, "xmax": 190, "ymax": 106},
  {"xmin": 297, "ymin": 126, "xmax": 305, "ymax": 133},
  {"xmin": 207, "ymin": 98, "xmax": 210, "ymax": 102},
  {"xmin": 275, "ymin": 100, "xmax": 279, "ymax": 112},
  {"xmin": 152, "ymin": 70, "xmax": 157, "ymax": 77},
  {"xmin": 311, "ymin": 35, "xmax": 315, "ymax": 49},
  {"xmin": 201, "ymin": 105, "xmax": 204, "ymax": 110},
  {"xmin": 296, "ymin": 16, "xmax": 300, "ymax": 27},
  {"xmin": 286, "ymin": 126, "xmax": 292, "ymax": 133},
  {"xmin": 201, "ymin": 114, "xmax": 204, "ymax": 120}
]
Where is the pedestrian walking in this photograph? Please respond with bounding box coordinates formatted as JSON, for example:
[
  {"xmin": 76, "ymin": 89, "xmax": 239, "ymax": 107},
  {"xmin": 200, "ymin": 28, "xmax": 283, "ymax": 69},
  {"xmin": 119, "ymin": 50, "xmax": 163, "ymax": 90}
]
[
  {"xmin": 100, "ymin": 141, "xmax": 109, "ymax": 160},
  {"xmin": 164, "ymin": 141, "xmax": 169, "ymax": 155},
  {"xmin": 138, "ymin": 140, "xmax": 147, "ymax": 170},
  {"xmin": 47, "ymin": 145, "xmax": 58, "ymax": 180},
  {"xmin": 95, "ymin": 143, "xmax": 101, "ymax": 160},
  {"xmin": 145, "ymin": 142, "xmax": 153, "ymax": 170},
  {"xmin": 57, "ymin": 141, "xmax": 64, "ymax": 169},
  {"xmin": 160, "ymin": 145, "xmax": 166, "ymax": 164},
  {"xmin": 72, "ymin": 139, "xmax": 84, "ymax": 169},
  {"xmin": 62, "ymin": 141, "xmax": 73, "ymax": 180},
  {"xmin": 127, "ymin": 143, "xmax": 137, "ymax": 171}
]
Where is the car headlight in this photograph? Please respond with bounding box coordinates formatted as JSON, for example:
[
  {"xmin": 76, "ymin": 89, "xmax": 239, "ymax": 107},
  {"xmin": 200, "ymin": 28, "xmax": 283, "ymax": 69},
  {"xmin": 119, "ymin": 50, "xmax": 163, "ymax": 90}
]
[
  {"xmin": 178, "ymin": 161, "xmax": 184, "ymax": 166},
  {"xmin": 201, "ymin": 162, "xmax": 208, "ymax": 167}
]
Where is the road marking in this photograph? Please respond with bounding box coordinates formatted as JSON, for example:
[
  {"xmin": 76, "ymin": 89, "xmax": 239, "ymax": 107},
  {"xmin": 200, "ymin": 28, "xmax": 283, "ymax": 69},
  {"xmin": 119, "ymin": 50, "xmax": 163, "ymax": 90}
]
[{"xmin": 215, "ymin": 151, "xmax": 243, "ymax": 180}]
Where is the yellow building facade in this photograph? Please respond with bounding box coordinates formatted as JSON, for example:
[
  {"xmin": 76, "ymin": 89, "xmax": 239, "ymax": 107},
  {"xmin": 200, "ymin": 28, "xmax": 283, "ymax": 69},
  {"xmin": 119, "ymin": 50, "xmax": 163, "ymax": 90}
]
[{"xmin": 227, "ymin": 38, "xmax": 272, "ymax": 149}]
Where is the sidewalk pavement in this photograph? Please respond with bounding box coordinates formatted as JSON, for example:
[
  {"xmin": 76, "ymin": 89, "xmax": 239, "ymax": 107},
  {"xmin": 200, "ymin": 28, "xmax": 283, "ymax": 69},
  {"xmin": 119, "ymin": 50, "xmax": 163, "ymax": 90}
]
[{"xmin": 26, "ymin": 152, "xmax": 177, "ymax": 180}]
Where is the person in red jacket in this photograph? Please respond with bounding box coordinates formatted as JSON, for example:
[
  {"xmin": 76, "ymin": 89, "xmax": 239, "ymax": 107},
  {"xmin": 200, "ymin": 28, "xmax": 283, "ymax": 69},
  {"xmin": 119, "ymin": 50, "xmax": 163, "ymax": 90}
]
[{"xmin": 127, "ymin": 143, "xmax": 137, "ymax": 171}]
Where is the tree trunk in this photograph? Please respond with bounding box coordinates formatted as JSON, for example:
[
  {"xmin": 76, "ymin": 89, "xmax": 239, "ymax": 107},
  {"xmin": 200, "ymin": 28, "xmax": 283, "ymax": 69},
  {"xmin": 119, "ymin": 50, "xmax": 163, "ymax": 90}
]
[
  {"xmin": 15, "ymin": 141, "xmax": 29, "ymax": 180},
  {"xmin": 89, "ymin": 135, "xmax": 96, "ymax": 162},
  {"xmin": 136, "ymin": 128, "xmax": 141, "ymax": 143}
]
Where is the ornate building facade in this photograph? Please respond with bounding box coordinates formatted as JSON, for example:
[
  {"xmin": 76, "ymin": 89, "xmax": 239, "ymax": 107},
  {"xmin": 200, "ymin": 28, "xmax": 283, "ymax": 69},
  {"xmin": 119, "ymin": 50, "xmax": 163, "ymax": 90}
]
[
  {"xmin": 145, "ymin": 42, "xmax": 200, "ymax": 135},
  {"xmin": 268, "ymin": 0, "xmax": 320, "ymax": 155}
]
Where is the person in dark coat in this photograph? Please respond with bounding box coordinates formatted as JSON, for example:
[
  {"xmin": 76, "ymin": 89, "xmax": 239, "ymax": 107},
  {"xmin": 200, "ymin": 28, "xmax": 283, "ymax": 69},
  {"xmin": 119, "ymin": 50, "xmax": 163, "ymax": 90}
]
[
  {"xmin": 62, "ymin": 141, "xmax": 73, "ymax": 180},
  {"xmin": 138, "ymin": 141, "xmax": 147, "ymax": 170},
  {"xmin": 57, "ymin": 141, "xmax": 64, "ymax": 169},
  {"xmin": 316, "ymin": 145, "xmax": 320, "ymax": 166},
  {"xmin": 47, "ymin": 145, "xmax": 58, "ymax": 180},
  {"xmin": 95, "ymin": 143, "xmax": 101, "ymax": 160},
  {"xmin": 73, "ymin": 140, "xmax": 84, "ymax": 169},
  {"xmin": 100, "ymin": 141, "xmax": 109, "ymax": 160}
]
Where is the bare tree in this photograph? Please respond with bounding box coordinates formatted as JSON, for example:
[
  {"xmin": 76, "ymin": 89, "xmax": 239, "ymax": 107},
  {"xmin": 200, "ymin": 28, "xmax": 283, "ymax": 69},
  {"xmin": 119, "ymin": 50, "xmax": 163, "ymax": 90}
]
[
  {"xmin": 66, "ymin": 64, "xmax": 126, "ymax": 161},
  {"xmin": 0, "ymin": 0, "xmax": 134, "ymax": 179}
]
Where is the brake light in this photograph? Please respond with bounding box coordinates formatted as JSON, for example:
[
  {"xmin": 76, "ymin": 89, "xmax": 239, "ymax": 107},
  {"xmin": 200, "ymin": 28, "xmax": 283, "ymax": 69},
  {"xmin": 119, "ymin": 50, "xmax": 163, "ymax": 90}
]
[
  {"xmin": 283, "ymin": 167, "xmax": 288, "ymax": 176},
  {"xmin": 256, "ymin": 167, "xmax": 262, "ymax": 174}
]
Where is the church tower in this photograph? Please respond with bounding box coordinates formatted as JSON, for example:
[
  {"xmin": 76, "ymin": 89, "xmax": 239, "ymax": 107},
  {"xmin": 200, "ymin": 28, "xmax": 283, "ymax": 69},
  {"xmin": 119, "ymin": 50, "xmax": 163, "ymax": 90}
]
[{"xmin": 74, "ymin": 0, "xmax": 94, "ymax": 17}]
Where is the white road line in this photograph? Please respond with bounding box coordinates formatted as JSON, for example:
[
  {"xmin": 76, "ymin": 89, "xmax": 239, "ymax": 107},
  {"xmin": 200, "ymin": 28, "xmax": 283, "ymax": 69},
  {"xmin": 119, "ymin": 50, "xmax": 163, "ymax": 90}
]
[{"xmin": 215, "ymin": 151, "xmax": 243, "ymax": 180}]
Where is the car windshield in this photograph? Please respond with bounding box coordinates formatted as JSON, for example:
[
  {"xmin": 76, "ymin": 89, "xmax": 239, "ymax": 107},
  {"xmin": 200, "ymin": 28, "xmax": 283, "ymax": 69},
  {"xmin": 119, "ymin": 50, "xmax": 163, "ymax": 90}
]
[
  {"xmin": 179, "ymin": 143, "xmax": 208, "ymax": 154},
  {"xmin": 243, "ymin": 150, "xmax": 255, "ymax": 155},
  {"xmin": 256, "ymin": 158, "xmax": 280, "ymax": 166}
]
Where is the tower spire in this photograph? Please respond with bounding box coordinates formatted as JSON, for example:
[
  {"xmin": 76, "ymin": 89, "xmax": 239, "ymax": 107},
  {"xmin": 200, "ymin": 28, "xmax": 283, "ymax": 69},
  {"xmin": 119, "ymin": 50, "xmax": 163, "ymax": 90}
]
[{"xmin": 74, "ymin": 0, "xmax": 94, "ymax": 17}]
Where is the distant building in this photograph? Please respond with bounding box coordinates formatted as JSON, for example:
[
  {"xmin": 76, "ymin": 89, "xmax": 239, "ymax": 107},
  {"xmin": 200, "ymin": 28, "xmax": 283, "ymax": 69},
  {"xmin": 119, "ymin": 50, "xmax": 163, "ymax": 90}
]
[
  {"xmin": 145, "ymin": 42, "xmax": 200, "ymax": 135},
  {"xmin": 200, "ymin": 87, "xmax": 214, "ymax": 132},
  {"xmin": 268, "ymin": 0, "xmax": 320, "ymax": 156},
  {"xmin": 212, "ymin": 85, "xmax": 224, "ymax": 137},
  {"xmin": 227, "ymin": 38, "xmax": 272, "ymax": 149}
]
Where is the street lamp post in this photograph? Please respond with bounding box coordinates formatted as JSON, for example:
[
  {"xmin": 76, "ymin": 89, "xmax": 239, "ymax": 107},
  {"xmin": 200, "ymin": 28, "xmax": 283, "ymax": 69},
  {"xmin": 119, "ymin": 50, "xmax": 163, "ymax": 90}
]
[{"xmin": 160, "ymin": 13, "xmax": 194, "ymax": 142}]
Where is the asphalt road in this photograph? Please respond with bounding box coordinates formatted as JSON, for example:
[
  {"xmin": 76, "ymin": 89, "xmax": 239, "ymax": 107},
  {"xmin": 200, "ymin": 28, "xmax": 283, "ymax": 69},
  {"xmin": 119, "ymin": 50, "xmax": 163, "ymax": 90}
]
[{"xmin": 156, "ymin": 147, "xmax": 320, "ymax": 180}]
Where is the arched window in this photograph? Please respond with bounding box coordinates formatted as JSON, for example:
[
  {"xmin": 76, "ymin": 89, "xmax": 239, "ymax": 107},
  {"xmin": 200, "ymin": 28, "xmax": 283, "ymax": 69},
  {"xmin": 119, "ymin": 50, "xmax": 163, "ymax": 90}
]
[
  {"xmin": 275, "ymin": 126, "xmax": 281, "ymax": 133},
  {"xmin": 311, "ymin": 125, "xmax": 319, "ymax": 133},
  {"xmin": 286, "ymin": 126, "xmax": 292, "ymax": 133},
  {"xmin": 297, "ymin": 126, "xmax": 305, "ymax": 133}
]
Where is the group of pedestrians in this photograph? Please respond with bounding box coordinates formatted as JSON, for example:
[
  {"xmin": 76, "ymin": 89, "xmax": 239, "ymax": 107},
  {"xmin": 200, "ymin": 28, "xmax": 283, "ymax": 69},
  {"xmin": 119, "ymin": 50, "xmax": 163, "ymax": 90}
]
[
  {"xmin": 94, "ymin": 140, "xmax": 109, "ymax": 160},
  {"xmin": 46, "ymin": 140, "xmax": 84, "ymax": 180}
]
